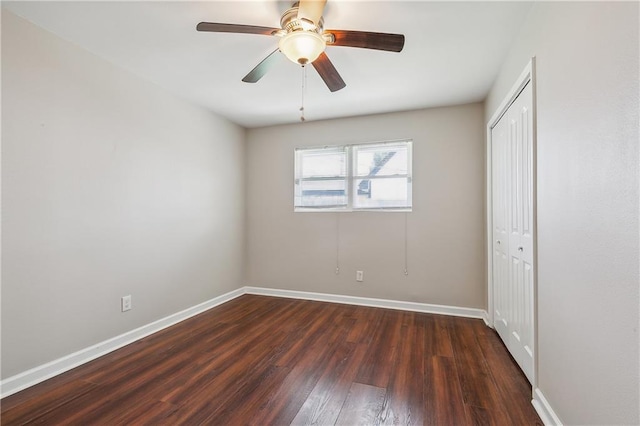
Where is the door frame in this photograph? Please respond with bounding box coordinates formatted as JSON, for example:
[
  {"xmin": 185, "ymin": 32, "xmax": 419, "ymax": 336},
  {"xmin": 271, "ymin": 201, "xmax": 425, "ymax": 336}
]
[{"xmin": 486, "ymin": 57, "xmax": 538, "ymax": 389}]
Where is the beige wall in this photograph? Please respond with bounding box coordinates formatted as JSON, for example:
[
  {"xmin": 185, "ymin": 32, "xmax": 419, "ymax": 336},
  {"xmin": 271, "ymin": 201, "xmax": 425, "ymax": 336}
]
[
  {"xmin": 486, "ymin": 2, "xmax": 639, "ymax": 424},
  {"xmin": 1, "ymin": 11, "xmax": 246, "ymax": 378},
  {"xmin": 246, "ymin": 103, "xmax": 486, "ymax": 309}
]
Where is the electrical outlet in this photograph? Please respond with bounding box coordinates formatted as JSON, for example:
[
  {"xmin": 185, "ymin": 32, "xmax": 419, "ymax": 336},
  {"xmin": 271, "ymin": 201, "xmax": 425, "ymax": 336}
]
[
  {"xmin": 356, "ymin": 270, "xmax": 364, "ymax": 282},
  {"xmin": 121, "ymin": 295, "xmax": 132, "ymax": 312}
]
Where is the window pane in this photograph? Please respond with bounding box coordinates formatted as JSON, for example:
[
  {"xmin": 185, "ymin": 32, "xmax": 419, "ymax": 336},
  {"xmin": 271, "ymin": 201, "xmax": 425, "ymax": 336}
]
[
  {"xmin": 300, "ymin": 149, "xmax": 346, "ymax": 178},
  {"xmin": 354, "ymin": 177, "xmax": 410, "ymax": 209},
  {"xmin": 295, "ymin": 179, "xmax": 347, "ymax": 208},
  {"xmin": 355, "ymin": 144, "xmax": 408, "ymax": 177},
  {"xmin": 295, "ymin": 147, "xmax": 347, "ymax": 209}
]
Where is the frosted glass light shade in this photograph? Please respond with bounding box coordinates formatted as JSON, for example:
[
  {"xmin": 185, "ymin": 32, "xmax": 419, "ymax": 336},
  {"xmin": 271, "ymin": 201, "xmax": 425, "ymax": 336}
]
[{"xmin": 278, "ymin": 31, "xmax": 326, "ymax": 65}]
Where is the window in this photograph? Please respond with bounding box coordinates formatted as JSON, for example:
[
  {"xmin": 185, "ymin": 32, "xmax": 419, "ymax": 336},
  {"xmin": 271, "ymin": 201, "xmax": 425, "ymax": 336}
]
[
  {"xmin": 294, "ymin": 145, "xmax": 347, "ymax": 209},
  {"xmin": 295, "ymin": 140, "xmax": 412, "ymax": 211}
]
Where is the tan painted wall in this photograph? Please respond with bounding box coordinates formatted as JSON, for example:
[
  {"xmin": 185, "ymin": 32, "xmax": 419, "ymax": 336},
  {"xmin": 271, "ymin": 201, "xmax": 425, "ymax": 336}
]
[
  {"xmin": 246, "ymin": 103, "xmax": 486, "ymax": 309},
  {"xmin": 1, "ymin": 11, "xmax": 246, "ymax": 378}
]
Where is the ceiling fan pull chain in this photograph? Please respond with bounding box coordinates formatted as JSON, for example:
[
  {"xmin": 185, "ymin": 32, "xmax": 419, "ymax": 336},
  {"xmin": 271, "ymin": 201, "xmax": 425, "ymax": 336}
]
[{"xmin": 300, "ymin": 65, "xmax": 306, "ymax": 122}]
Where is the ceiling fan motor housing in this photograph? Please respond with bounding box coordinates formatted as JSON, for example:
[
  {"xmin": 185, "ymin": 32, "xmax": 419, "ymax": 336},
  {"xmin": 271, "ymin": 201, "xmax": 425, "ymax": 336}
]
[{"xmin": 280, "ymin": 4, "xmax": 324, "ymax": 34}]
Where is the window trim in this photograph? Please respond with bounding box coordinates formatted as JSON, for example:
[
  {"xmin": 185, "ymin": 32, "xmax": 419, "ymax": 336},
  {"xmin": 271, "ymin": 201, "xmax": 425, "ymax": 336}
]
[{"xmin": 294, "ymin": 139, "xmax": 413, "ymax": 212}]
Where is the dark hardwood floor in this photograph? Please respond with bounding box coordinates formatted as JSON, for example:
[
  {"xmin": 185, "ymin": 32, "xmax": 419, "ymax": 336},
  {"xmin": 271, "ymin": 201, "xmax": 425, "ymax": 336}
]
[{"xmin": 1, "ymin": 295, "xmax": 542, "ymax": 425}]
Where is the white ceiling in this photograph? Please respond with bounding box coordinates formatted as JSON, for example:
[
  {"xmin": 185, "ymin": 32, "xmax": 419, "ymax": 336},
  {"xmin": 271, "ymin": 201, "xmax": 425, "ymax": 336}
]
[{"xmin": 4, "ymin": 1, "xmax": 532, "ymax": 128}]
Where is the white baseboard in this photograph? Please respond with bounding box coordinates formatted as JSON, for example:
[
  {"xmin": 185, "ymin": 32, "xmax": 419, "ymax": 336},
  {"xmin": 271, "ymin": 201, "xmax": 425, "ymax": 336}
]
[
  {"xmin": 1, "ymin": 285, "xmax": 488, "ymax": 399},
  {"xmin": 481, "ymin": 310, "xmax": 491, "ymax": 326},
  {"xmin": 0, "ymin": 287, "xmax": 244, "ymax": 399},
  {"xmin": 244, "ymin": 286, "xmax": 488, "ymax": 320},
  {"xmin": 532, "ymin": 387, "xmax": 563, "ymax": 426}
]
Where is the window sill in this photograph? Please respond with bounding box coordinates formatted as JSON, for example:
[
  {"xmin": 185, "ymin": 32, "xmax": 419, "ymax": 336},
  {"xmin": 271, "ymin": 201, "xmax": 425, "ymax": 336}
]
[{"xmin": 294, "ymin": 208, "xmax": 412, "ymax": 213}]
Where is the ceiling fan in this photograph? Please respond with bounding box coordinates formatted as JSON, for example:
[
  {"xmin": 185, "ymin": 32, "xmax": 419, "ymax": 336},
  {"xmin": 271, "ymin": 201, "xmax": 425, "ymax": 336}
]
[{"xmin": 197, "ymin": 0, "xmax": 405, "ymax": 92}]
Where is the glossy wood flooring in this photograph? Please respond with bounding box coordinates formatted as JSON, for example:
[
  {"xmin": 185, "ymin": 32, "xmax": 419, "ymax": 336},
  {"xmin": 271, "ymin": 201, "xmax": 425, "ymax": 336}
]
[{"xmin": 1, "ymin": 295, "xmax": 542, "ymax": 425}]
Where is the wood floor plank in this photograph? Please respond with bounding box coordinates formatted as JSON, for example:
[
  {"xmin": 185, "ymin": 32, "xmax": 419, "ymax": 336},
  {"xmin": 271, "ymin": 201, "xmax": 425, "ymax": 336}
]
[
  {"xmin": 376, "ymin": 311, "xmax": 425, "ymax": 425},
  {"xmin": 29, "ymin": 353, "xmax": 195, "ymax": 425},
  {"xmin": 424, "ymin": 315, "xmax": 454, "ymax": 357},
  {"xmin": 0, "ymin": 380, "xmax": 97, "ymax": 425},
  {"xmin": 448, "ymin": 317, "xmax": 513, "ymax": 425},
  {"xmin": 345, "ymin": 305, "xmax": 384, "ymax": 344},
  {"xmin": 121, "ymin": 400, "xmax": 180, "ymax": 425},
  {"xmin": 291, "ymin": 341, "xmax": 369, "ymax": 426},
  {"xmin": 204, "ymin": 364, "xmax": 292, "ymax": 425},
  {"xmin": 0, "ymin": 339, "xmax": 147, "ymax": 412},
  {"xmin": 161, "ymin": 303, "xmax": 305, "ymax": 423},
  {"xmin": 252, "ymin": 363, "xmax": 323, "ymax": 424},
  {"xmin": 354, "ymin": 309, "xmax": 403, "ymax": 388},
  {"xmin": 0, "ymin": 295, "xmax": 541, "ymax": 426},
  {"xmin": 274, "ymin": 301, "xmax": 340, "ymax": 368},
  {"xmin": 196, "ymin": 328, "xmax": 305, "ymax": 424},
  {"xmin": 252, "ymin": 305, "xmax": 353, "ymax": 425},
  {"xmin": 424, "ymin": 355, "xmax": 469, "ymax": 425},
  {"xmin": 471, "ymin": 320, "xmax": 543, "ymax": 426},
  {"xmin": 335, "ymin": 382, "xmax": 386, "ymax": 426}
]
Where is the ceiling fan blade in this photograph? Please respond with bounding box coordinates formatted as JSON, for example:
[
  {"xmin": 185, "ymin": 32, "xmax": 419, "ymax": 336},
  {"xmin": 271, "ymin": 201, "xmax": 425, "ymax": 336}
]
[
  {"xmin": 312, "ymin": 52, "xmax": 346, "ymax": 92},
  {"xmin": 325, "ymin": 30, "xmax": 405, "ymax": 52},
  {"xmin": 196, "ymin": 22, "xmax": 279, "ymax": 36},
  {"xmin": 242, "ymin": 49, "xmax": 283, "ymax": 83},
  {"xmin": 297, "ymin": 0, "xmax": 327, "ymax": 28}
]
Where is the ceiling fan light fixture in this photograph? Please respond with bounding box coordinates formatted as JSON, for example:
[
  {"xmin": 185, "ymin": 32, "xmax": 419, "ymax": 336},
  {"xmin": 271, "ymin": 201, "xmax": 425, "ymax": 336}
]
[{"xmin": 278, "ymin": 31, "xmax": 326, "ymax": 65}]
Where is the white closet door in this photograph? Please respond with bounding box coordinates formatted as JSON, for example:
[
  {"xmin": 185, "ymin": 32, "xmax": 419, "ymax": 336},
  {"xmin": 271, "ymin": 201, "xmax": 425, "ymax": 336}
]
[
  {"xmin": 492, "ymin": 109, "xmax": 510, "ymax": 339},
  {"xmin": 492, "ymin": 80, "xmax": 534, "ymax": 383}
]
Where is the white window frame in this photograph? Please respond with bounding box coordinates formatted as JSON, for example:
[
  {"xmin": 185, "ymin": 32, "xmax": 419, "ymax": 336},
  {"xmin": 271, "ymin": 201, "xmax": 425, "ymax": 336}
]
[{"xmin": 294, "ymin": 140, "xmax": 412, "ymax": 212}]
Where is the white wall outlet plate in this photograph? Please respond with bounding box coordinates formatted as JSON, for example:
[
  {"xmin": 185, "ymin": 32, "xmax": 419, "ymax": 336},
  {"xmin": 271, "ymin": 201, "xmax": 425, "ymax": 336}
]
[
  {"xmin": 356, "ymin": 270, "xmax": 364, "ymax": 282},
  {"xmin": 121, "ymin": 295, "xmax": 132, "ymax": 312}
]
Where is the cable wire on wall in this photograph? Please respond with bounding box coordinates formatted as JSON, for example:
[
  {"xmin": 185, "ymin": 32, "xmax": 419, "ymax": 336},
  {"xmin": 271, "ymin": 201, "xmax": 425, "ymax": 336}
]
[
  {"xmin": 404, "ymin": 212, "xmax": 409, "ymax": 275},
  {"xmin": 335, "ymin": 213, "xmax": 340, "ymax": 274}
]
